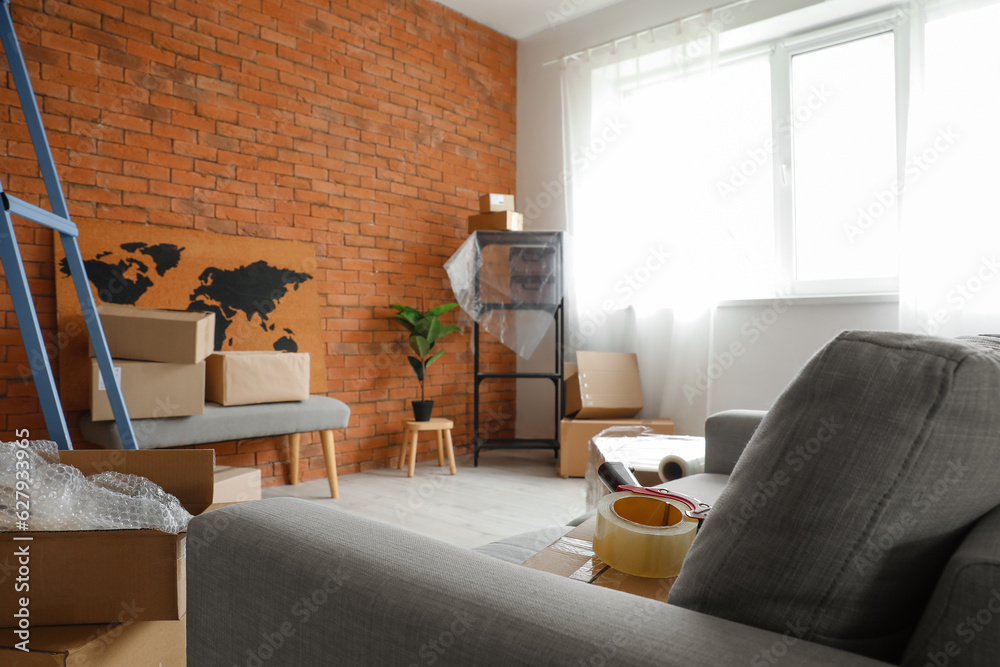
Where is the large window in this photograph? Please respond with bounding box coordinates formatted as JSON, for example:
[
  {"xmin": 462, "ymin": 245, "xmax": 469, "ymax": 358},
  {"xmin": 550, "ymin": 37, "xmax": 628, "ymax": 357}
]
[
  {"xmin": 566, "ymin": 1, "xmax": 999, "ymax": 307},
  {"xmin": 779, "ymin": 31, "xmax": 900, "ymax": 294}
]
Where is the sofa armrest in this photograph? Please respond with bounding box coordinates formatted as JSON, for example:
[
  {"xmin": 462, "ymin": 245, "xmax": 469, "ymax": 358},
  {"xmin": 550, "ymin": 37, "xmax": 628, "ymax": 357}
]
[
  {"xmin": 704, "ymin": 409, "xmax": 766, "ymax": 475},
  {"xmin": 187, "ymin": 498, "xmax": 891, "ymax": 666},
  {"xmin": 902, "ymin": 505, "xmax": 1000, "ymax": 667}
]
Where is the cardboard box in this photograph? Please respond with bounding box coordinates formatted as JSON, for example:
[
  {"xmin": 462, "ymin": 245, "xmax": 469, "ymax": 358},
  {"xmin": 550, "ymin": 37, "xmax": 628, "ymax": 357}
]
[
  {"xmin": 0, "ymin": 618, "xmax": 185, "ymax": 665},
  {"xmin": 213, "ymin": 465, "xmax": 262, "ymax": 503},
  {"xmin": 478, "ymin": 193, "xmax": 515, "ymax": 213},
  {"xmin": 96, "ymin": 303, "xmax": 215, "ymax": 364},
  {"xmin": 205, "ymin": 351, "xmax": 310, "ymax": 406},
  {"xmin": 89, "ymin": 358, "xmax": 205, "ymax": 422},
  {"xmin": 0, "ymin": 450, "xmax": 215, "ymax": 628},
  {"xmin": 560, "ymin": 417, "xmax": 675, "ymax": 478},
  {"xmin": 564, "ymin": 351, "xmax": 643, "ymax": 419},
  {"xmin": 468, "ymin": 211, "xmax": 523, "ymax": 233},
  {"xmin": 521, "ymin": 516, "xmax": 676, "ymax": 601}
]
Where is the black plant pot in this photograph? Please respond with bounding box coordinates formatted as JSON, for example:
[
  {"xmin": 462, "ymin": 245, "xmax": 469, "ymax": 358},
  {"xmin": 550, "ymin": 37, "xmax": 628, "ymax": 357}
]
[{"xmin": 412, "ymin": 400, "xmax": 434, "ymax": 422}]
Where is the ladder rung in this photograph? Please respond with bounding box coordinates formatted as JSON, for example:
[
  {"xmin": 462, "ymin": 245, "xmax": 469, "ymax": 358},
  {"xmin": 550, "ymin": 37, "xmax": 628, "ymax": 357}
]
[{"xmin": 7, "ymin": 194, "xmax": 78, "ymax": 236}]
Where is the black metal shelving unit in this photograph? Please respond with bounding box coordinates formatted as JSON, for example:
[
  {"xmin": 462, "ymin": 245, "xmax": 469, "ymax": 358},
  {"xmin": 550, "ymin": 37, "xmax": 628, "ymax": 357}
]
[{"xmin": 473, "ymin": 231, "xmax": 564, "ymax": 466}]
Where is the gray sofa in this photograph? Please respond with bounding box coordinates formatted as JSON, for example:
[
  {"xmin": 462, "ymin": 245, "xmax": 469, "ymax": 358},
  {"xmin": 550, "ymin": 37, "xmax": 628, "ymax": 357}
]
[{"xmin": 187, "ymin": 331, "xmax": 1000, "ymax": 666}]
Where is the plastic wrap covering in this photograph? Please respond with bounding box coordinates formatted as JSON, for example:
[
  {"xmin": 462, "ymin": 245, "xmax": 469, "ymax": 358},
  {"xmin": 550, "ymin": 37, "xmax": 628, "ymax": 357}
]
[
  {"xmin": 0, "ymin": 440, "xmax": 192, "ymax": 533},
  {"xmin": 445, "ymin": 231, "xmax": 564, "ymax": 359},
  {"xmin": 586, "ymin": 427, "xmax": 706, "ymax": 510}
]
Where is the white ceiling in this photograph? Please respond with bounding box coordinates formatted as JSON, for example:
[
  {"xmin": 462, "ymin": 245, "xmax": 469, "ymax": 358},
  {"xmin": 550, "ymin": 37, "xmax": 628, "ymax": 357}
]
[{"xmin": 435, "ymin": 0, "xmax": 624, "ymax": 39}]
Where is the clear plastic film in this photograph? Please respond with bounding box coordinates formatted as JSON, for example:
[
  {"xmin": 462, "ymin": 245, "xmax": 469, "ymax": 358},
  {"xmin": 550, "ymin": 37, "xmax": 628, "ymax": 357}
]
[
  {"xmin": 0, "ymin": 440, "xmax": 192, "ymax": 533},
  {"xmin": 586, "ymin": 427, "xmax": 706, "ymax": 510},
  {"xmin": 445, "ymin": 231, "xmax": 566, "ymax": 359}
]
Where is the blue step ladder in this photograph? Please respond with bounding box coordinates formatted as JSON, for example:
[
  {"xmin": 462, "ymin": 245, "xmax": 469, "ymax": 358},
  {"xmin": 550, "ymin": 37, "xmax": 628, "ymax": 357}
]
[{"xmin": 0, "ymin": 0, "xmax": 137, "ymax": 450}]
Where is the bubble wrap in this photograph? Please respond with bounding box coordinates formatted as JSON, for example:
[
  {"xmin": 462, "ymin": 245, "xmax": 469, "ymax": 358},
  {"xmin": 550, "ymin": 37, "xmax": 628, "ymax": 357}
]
[{"xmin": 0, "ymin": 440, "xmax": 192, "ymax": 533}]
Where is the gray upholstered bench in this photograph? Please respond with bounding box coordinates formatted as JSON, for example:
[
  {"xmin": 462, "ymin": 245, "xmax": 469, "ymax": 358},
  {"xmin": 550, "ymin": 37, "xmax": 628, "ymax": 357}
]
[{"xmin": 79, "ymin": 395, "xmax": 350, "ymax": 498}]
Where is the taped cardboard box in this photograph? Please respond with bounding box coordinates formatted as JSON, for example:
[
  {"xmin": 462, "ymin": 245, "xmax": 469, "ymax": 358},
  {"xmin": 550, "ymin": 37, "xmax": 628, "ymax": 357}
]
[
  {"xmin": 564, "ymin": 351, "xmax": 643, "ymax": 419},
  {"xmin": 468, "ymin": 211, "xmax": 523, "ymax": 233},
  {"xmin": 206, "ymin": 351, "xmax": 310, "ymax": 406},
  {"xmin": 89, "ymin": 358, "xmax": 205, "ymax": 422},
  {"xmin": 95, "ymin": 303, "xmax": 215, "ymax": 364},
  {"xmin": 478, "ymin": 193, "xmax": 515, "ymax": 213},
  {"xmin": 0, "ymin": 618, "xmax": 185, "ymax": 666},
  {"xmin": 521, "ymin": 516, "xmax": 675, "ymax": 601},
  {"xmin": 560, "ymin": 417, "xmax": 675, "ymax": 478},
  {"xmin": 0, "ymin": 450, "xmax": 215, "ymax": 628}
]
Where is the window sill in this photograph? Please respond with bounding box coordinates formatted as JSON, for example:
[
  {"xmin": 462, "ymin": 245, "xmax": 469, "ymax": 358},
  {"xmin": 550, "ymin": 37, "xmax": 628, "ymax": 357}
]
[{"xmin": 717, "ymin": 292, "xmax": 899, "ymax": 308}]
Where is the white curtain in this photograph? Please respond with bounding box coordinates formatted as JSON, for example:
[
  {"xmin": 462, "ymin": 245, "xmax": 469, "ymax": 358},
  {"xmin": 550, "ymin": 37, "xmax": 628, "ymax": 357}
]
[
  {"xmin": 899, "ymin": 0, "xmax": 1000, "ymax": 336},
  {"xmin": 561, "ymin": 13, "xmax": 774, "ymax": 434}
]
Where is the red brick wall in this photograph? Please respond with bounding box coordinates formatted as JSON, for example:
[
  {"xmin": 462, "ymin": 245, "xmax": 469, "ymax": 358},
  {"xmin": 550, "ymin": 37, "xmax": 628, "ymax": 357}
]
[{"xmin": 0, "ymin": 0, "xmax": 517, "ymax": 486}]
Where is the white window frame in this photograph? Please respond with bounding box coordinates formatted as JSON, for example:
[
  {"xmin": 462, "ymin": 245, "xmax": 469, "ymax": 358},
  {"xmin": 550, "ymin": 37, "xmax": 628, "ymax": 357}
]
[{"xmin": 771, "ymin": 14, "xmax": 911, "ymax": 296}]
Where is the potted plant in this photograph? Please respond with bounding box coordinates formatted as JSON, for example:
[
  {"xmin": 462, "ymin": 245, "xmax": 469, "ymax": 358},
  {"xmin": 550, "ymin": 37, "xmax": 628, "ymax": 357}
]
[{"xmin": 390, "ymin": 300, "xmax": 461, "ymax": 421}]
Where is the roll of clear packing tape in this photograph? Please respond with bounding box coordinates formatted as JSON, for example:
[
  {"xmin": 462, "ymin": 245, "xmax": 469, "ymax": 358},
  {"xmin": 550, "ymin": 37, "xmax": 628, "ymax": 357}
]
[{"xmin": 593, "ymin": 491, "xmax": 698, "ymax": 578}]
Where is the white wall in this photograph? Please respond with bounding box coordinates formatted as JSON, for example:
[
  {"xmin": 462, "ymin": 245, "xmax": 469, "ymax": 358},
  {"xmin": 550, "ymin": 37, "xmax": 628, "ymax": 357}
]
[
  {"xmin": 513, "ymin": 0, "xmax": 898, "ymax": 437},
  {"xmin": 707, "ymin": 298, "xmax": 899, "ymax": 415}
]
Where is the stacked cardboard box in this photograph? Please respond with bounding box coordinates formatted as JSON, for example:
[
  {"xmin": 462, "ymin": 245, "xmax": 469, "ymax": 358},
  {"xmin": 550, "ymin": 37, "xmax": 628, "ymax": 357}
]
[
  {"xmin": 560, "ymin": 351, "xmax": 675, "ymax": 477},
  {"xmin": 468, "ymin": 193, "xmax": 523, "ymax": 233},
  {"xmin": 89, "ymin": 304, "xmax": 214, "ymax": 421},
  {"xmin": 91, "ymin": 304, "xmax": 312, "ymax": 415}
]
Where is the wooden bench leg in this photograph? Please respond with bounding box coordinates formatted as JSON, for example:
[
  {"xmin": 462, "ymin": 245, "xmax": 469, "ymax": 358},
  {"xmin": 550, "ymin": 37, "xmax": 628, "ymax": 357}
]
[
  {"xmin": 320, "ymin": 429, "xmax": 339, "ymax": 499},
  {"xmin": 435, "ymin": 429, "xmax": 445, "ymax": 467},
  {"xmin": 289, "ymin": 432, "xmax": 300, "ymax": 485}
]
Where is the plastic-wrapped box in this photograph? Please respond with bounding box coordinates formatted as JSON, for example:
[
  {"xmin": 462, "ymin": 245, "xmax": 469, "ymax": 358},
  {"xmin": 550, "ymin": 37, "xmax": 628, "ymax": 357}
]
[
  {"xmin": 510, "ymin": 275, "xmax": 558, "ymax": 304},
  {"xmin": 510, "ymin": 246, "xmax": 555, "ymax": 275},
  {"xmin": 445, "ymin": 231, "xmax": 565, "ymax": 359}
]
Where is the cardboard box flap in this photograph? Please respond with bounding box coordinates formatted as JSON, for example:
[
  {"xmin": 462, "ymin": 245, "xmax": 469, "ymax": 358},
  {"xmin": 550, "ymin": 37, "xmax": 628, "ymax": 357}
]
[
  {"xmin": 59, "ymin": 449, "xmax": 215, "ymax": 514},
  {"xmin": 566, "ymin": 352, "xmax": 643, "ymax": 419},
  {"xmin": 564, "ymin": 362, "xmax": 580, "ymax": 416}
]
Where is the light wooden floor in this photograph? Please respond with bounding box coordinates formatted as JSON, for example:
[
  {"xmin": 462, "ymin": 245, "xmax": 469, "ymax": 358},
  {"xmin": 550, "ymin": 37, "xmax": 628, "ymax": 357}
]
[{"xmin": 262, "ymin": 448, "xmax": 587, "ymax": 549}]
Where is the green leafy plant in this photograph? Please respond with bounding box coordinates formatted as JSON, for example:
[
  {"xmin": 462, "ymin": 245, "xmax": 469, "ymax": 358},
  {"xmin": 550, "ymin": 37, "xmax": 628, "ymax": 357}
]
[{"xmin": 390, "ymin": 301, "xmax": 461, "ymax": 402}]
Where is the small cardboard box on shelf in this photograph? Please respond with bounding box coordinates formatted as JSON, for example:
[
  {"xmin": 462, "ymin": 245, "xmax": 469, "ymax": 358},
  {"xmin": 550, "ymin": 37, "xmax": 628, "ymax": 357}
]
[
  {"xmin": 468, "ymin": 211, "xmax": 524, "ymax": 233},
  {"xmin": 478, "ymin": 193, "xmax": 515, "ymax": 213}
]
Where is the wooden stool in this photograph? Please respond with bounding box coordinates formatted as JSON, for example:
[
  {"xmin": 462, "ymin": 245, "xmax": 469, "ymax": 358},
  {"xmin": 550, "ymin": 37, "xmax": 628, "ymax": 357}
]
[
  {"xmin": 289, "ymin": 430, "xmax": 339, "ymax": 498},
  {"xmin": 399, "ymin": 418, "xmax": 456, "ymax": 478}
]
